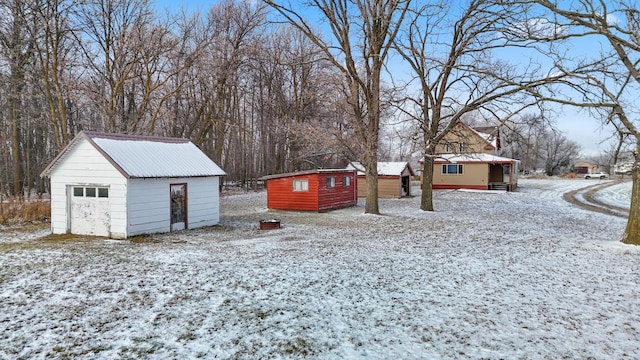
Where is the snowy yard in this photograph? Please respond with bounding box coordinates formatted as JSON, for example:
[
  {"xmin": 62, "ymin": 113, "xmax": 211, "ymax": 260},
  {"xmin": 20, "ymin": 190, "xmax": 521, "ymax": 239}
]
[
  {"xmin": 594, "ymin": 180, "xmax": 632, "ymax": 210},
  {"xmin": 1, "ymin": 179, "xmax": 639, "ymax": 359}
]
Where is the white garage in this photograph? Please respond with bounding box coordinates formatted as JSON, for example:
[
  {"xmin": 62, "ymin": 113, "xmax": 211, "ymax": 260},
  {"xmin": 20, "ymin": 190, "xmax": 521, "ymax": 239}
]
[{"xmin": 40, "ymin": 131, "xmax": 226, "ymax": 239}]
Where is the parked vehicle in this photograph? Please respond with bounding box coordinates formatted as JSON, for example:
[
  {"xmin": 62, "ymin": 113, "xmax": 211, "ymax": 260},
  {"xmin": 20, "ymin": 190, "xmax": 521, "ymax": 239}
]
[{"xmin": 584, "ymin": 172, "xmax": 609, "ymax": 179}]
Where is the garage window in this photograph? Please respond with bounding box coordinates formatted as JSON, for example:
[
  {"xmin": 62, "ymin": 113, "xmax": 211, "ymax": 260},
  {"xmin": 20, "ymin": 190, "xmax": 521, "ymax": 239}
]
[{"xmin": 72, "ymin": 186, "xmax": 109, "ymax": 198}]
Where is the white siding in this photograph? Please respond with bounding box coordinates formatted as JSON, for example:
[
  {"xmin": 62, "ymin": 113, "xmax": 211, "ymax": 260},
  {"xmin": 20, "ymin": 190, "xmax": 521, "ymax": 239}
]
[
  {"xmin": 187, "ymin": 177, "xmax": 220, "ymax": 228},
  {"xmin": 48, "ymin": 138, "xmax": 127, "ymax": 237},
  {"xmin": 127, "ymin": 179, "xmax": 172, "ymax": 236},
  {"xmin": 127, "ymin": 176, "xmax": 220, "ymax": 237}
]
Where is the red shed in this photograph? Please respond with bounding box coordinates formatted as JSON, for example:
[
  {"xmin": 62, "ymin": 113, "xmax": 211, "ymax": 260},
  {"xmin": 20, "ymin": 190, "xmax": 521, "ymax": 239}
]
[{"xmin": 261, "ymin": 169, "xmax": 358, "ymax": 212}]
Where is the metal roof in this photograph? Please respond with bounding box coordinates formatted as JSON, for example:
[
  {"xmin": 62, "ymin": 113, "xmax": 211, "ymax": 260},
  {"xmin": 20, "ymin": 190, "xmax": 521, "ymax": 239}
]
[
  {"xmin": 41, "ymin": 131, "xmax": 225, "ymax": 178},
  {"xmin": 434, "ymin": 153, "xmax": 519, "ymax": 164},
  {"xmin": 345, "ymin": 162, "xmax": 415, "ymax": 176}
]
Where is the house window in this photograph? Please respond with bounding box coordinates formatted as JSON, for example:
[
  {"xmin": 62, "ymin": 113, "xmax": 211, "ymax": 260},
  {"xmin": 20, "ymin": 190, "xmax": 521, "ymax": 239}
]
[
  {"xmin": 86, "ymin": 187, "xmax": 96, "ymax": 197},
  {"xmin": 459, "ymin": 143, "xmax": 466, "ymax": 152},
  {"xmin": 293, "ymin": 179, "xmax": 309, "ymax": 192},
  {"xmin": 343, "ymin": 176, "xmax": 351, "ymax": 187},
  {"xmin": 73, "ymin": 187, "xmax": 84, "ymax": 197},
  {"xmin": 327, "ymin": 177, "xmax": 336, "ymax": 188},
  {"xmin": 442, "ymin": 164, "xmax": 464, "ymax": 174},
  {"xmin": 98, "ymin": 188, "xmax": 109, "ymax": 198},
  {"xmin": 445, "ymin": 144, "xmax": 453, "ymax": 152}
]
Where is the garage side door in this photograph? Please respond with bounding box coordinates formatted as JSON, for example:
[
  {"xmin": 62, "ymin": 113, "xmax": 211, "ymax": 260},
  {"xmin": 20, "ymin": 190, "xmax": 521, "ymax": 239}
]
[{"xmin": 69, "ymin": 186, "xmax": 110, "ymax": 237}]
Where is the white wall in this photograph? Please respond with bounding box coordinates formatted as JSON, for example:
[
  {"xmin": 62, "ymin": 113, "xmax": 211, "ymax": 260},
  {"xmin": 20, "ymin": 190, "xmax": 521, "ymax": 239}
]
[
  {"xmin": 48, "ymin": 138, "xmax": 127, "ymax": 237},
  {"xmin": 127, "ymin": 176, "xmax": 220, "ymax": 237},
  {"xmin": 186, "ymin": 176, "xmax": 220, "ymax": 228},
  {"xmin": 47, "ymin": 137, "xmax": 221, "ymax": 238}
]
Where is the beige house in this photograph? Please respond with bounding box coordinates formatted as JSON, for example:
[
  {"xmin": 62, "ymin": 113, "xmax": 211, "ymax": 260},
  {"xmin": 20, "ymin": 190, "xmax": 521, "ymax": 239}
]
[
  {"xmin": 435, "ymin": 121, "xmax": 500, "ymax": 154},
  {"xmin": 427, "ymin": 121, "xmax": 520, "ymax": 191},
  {"xmin": 433, "ymin": 154, "xmax": 520, "ymax": 191},
  {"xmin": 346, "ymin": 162, "xmax": 415, "ymax": 198}
]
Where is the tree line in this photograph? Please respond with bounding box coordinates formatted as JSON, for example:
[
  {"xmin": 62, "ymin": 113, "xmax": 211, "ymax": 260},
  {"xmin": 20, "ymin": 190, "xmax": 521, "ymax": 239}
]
[
  {"xmin": 0, "ymin": 0, "xmax": 351, "ymax": 198},
  {"xmin": 2, "ymin": 0, "xmax": 640, "ymax": 243}
]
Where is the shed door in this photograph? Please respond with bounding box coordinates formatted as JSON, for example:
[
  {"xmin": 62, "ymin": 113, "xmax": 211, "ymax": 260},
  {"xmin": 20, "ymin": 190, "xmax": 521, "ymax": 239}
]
[
  {"xmin": 170, "ymin": 184, "xmax": 187, "ymax": 231},
  {"xmin": 401, "ymin": 176, "xmax": 411, "ymax": 197},
  {"xmin": 69, "ymin": 186, "xmax": 110, "ymax": 237}
]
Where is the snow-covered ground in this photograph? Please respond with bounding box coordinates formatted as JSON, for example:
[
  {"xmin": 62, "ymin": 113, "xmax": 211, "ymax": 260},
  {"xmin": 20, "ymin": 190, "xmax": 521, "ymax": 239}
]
[
  {"xmin": 593, "ymin": 180, "xmax": 632, "ymax": 210},
  {"xmin": 1, "ymin": 179, "xmax": 639, "ymax": 359}
]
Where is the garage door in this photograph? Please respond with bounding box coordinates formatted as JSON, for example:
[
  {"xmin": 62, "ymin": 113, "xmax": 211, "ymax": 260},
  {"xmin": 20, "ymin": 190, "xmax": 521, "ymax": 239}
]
[{"xmin": 69, "ymin": 186, "xmax": 110, "ymax": 237}]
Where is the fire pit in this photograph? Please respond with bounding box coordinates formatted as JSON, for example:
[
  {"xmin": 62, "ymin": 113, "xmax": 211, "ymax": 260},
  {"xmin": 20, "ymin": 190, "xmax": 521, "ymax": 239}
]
[{"xmin": 259, "ymin": 219, "xmax": 281, "ymax": 230}]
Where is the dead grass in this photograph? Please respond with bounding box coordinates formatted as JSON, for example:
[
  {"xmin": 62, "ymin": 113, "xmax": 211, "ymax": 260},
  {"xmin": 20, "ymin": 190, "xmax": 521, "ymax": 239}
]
[
  {"xmin": 0, "ymin": 198, "xmax": 50, "ymax": 225},
  {"xmin": 37, "ymin": 233, "xmax": 86, "ymax": 242}
]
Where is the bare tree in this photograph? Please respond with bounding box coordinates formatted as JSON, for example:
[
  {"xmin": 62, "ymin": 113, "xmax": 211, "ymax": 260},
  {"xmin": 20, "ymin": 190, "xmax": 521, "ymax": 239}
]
[
  {"xmin": 32, "ymin": 0, "xmax": 79, "ymax": 150},
  {"xmin": 499, "ymin": 113, "xmax": 558, "ymax": 173},
  {"xmin": 540, "ymin": 128, "xmax": 581, "ymax": 175},
  {"xmin": 263, "ymin": 0, "xmax": 410, "ymax": 214},
  {"xmin": 524, "ymin": 0, "xmax": 640, "ymax": 245},
  {"xmin": 394, "ymin": 0, "xmax": 547, "ymax": 211},
  {"xmin": 76, "ymin": 0, "xmax": 157, "ymax": 132},
  {"xmin": 177, "ymin": 1, "xmax": 267, "ymax": 168},
  {"xmin": 0, "ymin": 0, "xmax": 36, "ymax": 196}
]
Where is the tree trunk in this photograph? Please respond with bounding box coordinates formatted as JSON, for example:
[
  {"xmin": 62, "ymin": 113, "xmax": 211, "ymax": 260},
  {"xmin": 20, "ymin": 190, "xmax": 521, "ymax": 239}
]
[
  {"xmin": 11, "ymin": 108, "xmax": 21, "ymax": 197},
  {"xmin": 420, "ymin": 155, "xmax": 435, "ymax": 211},
  {"xmin": 622, "ymin": 149, "xmax": 640, "ymax": 245},
  {"xmin": 10, "ymin": 65, "xmax": 23, "ymax": 197},
  {"xmin": 364, "ymin": 156, "xmax": 379, "ymax": 214}
]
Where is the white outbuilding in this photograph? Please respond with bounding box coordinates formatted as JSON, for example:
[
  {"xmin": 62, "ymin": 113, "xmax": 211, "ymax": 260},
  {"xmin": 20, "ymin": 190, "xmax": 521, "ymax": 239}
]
[{"xmin": 40, "ymin": 131, "xmax": 226, "ymax": 239}]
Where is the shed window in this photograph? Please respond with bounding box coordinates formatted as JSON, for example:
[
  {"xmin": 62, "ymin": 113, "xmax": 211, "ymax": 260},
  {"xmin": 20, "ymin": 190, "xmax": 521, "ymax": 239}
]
[
  {"xmin": 327, "ymin": 177, "xmax": 336, "ymax": 188},
  {"xmin": 442, "ymin": 164, "xmax": 464, "ymax": 174},
  {"xmin": 293, "ymin": 179, "xmax": 309, "ymax": 192},
  {"xmin": 72, "ymin": 186, "xmax": 109, "ymax": 198},
  {"xmin": 98, "ymin": 188, "xmax": 109, "ymax": 198},
  {"xmin": 343, "ymin": 176, "xmax": 351, "ymax": 187}
]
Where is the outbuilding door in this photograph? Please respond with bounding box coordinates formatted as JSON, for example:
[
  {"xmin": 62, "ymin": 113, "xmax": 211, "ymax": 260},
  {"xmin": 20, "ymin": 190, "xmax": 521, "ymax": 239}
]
[
  {"xmin": 401, "ymin": 176, "xmax": 411, "ymax": 197},
  {"xmin": 170, "ymin": 184, "xmax": 187, "ymax": 231},
  {"xmin": 69, "ymin": 186, "xmax": 110, "ymax": 237}
]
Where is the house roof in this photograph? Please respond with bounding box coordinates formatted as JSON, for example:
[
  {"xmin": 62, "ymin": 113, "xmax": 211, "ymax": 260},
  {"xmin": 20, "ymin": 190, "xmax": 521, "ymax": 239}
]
[
  {"xmin": 41, "ymin": 131, "xmax": 226, "ymax": 178},
  {"xmin": 471, "ymin": 126, "xmax": 500, "ymax": 150},
  {"xmin": 260, "ymin": 168, "xmax": 356, "ymax": 180},
  {"xmin": 434, "ymin": 153, "xmax": 519, "ymax": 164},
  {"xmin": 345, "ymin": 162, "xmax": 416, "ymax": 176}
]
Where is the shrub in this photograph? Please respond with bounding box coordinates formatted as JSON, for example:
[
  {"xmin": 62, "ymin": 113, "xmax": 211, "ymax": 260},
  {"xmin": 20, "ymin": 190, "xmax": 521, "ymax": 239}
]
[{"xmin": 0, "ymin": 197, "xmax": 50, "ymax": 225}]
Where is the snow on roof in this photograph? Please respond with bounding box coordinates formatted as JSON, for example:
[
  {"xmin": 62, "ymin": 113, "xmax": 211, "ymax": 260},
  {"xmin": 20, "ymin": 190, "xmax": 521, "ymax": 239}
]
[
  {"xmin": 435, "ymin": 153, "xmax": 519, "ymax": 163},
  {"xmin": 346, "ymin": 162, "xmax": 414, "ymax": 176},
  {"xmin": 42, "ymin": 131, "xmax": 225, "ymax": 178},
  {"xmin": 469, "ymin": 126, "xmax": 498, "ymax": 149},
  {"xmin": 260, "ymin": 168, "xmax": 356, "ymax": 180}
]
